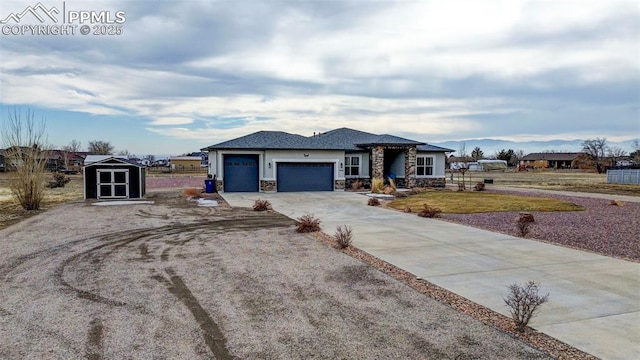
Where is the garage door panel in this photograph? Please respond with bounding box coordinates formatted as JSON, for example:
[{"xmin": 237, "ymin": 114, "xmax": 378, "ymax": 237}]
[
  {"xmin": 277, "ymin": 163, "xmax": 334, "ymax": 192},
  {"xmin": 224, "ymin": 155, "xmax": 259, "ymax": 192}
]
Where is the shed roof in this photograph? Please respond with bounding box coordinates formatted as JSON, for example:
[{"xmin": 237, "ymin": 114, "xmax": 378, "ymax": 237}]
[
  {"xmin": 84, "ymin": 155, "xmax": 127, "ymax": 165},
  {"xmin": 83, "ymin": 156, "xmax": 144, "ymax": 168}
]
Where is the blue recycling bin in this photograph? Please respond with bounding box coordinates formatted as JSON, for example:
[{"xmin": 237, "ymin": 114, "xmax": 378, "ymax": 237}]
[{"xmin": 204, "ymin": 179, "xmax": 214, "ymax": 193}]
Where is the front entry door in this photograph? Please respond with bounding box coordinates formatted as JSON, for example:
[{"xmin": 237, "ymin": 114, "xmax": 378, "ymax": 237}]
[{"xmin": 97, "ymin": 169, "xmax": 129, "ymax": 199}]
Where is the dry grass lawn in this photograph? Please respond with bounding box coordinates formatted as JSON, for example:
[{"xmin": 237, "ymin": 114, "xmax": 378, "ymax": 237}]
[
  {"xmin": 389, "ymin": 190, "xmax": 585, "ymax": 214},
  {"xmin": 0, "ymin": 173, "xmax": 84, "ymax": 230},
  {"xmin": 458, "ymin": 170, "xmax": 639, "ymax": 196}
]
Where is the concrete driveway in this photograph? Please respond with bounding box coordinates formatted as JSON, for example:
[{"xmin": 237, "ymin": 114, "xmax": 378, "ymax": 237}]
[{"xmin": 222, "ymin": 191, "xmax": 640, "ymax": 360}]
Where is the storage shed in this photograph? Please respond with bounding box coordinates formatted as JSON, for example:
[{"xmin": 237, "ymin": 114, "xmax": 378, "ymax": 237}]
[{"xmin": 83, "ymin": 157, "xmax": 146, "ymax": 199}]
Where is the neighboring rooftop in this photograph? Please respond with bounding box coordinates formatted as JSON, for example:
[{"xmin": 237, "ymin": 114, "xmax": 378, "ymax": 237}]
[{"xmin": 520, "ymin": 152, "xmax": 584, "ymax": 161}]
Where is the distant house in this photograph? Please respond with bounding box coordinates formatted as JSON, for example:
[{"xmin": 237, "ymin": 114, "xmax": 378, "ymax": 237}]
[
  {"xmin": 0, "ymin": 151, "xmax": 5, "ymax": 172},
  {"xmin": 43, "ymin": 150, "xmax": 86, "ymax": 171},
  {"xmin": 519, "ymin": 153, "xmax": 584, "ymax": 169},
  {"xmin": 169, "ymin": 156, "xmax": 202, "ymax": 171},
  {"xmin": 189, "ymin": 151, "xmax": 209, "ymax": 167},
  {"xmin": 202, "ymin": 127, "xmax": 453, "ymax": 192}
]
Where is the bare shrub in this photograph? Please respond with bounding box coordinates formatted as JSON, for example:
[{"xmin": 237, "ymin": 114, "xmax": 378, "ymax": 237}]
[
  {"xmin": 183, "ymin": 187, "xmax": 201, "ymax": 198},
  {"xmin": 388, "ymin": 177, "xmax": 397, "ymax": 191},
  {"xmin": 295, "ymin": 214, "xmax": 321, "ymax": 233},
  {"xmin": 1, "ymin": 108, "xmax": 49, "ymax": 210},
  {"xmin": 516, "ymin": 213, "xmax": 535, "ymax": 237},
  {"xmin": 417, "ymin": 203, "xmax": 441, "ymax": 218},
  {"xmin": 610, "ymin": 200, "xmax": 624, "ymax": 207},
  {"xmin": 253, "ymin": 199, "xmax": 272, "ymax": 211},
  {"xmin": 383, "ymin": 186, "xmax": 395, "ymax": 195},
  {"xmin": 47, "ymin": 173, "xmax": 71, "ymax": 188},
  {"xmin": 504, "ymin": 281, "xmax": 549, "ymax": 332},
  {"xmin": 367, "ymin": 197, "xmax": 380, "ymax": 206},
  {"xmin": 351, "ymin": 179, "xmax": 363, "ymax": 191},
  {"xmin": 371, "ymin": 177, "xmax": 384, "ymax": 193},
  {"xmin": 334, "ymin": 225, "xmax": 353, "ymax": 249},
  {"xmin": 474, "ymin": 182, "xmax": 486, "ymax": 191},
  {"xmin": 403, "ymin": 205, "xmax": 412, "ymax": 213}
]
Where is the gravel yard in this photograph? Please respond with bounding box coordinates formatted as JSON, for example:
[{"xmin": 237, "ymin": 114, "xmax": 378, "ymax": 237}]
[
  {"xmin": 0, "ymin": 190, "xmax": 550, "ymax": 359},
  {"xmin": 438, "ymin": 190, "xmax": 640, "ymax": 262}
]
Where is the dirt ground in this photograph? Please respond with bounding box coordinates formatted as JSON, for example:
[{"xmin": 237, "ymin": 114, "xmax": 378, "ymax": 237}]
[{"xmin": 0, "ymin": 190, "xmax": 550, "ymax": 359}]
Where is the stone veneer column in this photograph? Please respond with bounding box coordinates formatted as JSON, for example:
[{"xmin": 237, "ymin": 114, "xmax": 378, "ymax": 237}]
[
  {"xmin": 371, "ymin": 146, "xmax": 384, "ymax": 178},
  {"xmin": 405, "ymin": 146, "xmax": 417, "ymax": 188}
]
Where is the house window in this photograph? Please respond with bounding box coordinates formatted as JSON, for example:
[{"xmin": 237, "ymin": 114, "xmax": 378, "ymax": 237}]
[
  {"xmin": 416, "ymin": 155, "xmax": 434, "ymax": 176},
  {"xmin": 345, "ymin": 155, "xmax": 360, "ymax": 176}
]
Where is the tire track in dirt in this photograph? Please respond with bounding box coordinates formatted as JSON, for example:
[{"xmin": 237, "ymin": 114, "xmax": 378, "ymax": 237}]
[
  {"xmin": 86, "ymin": 317, "xmax": 104, "ymax": 360},
  {"xmin": 55, "ymin": 214, "xmax": 293, "ymax": 358},
  {"xmin": 153, "ymin": 268, "xmax": 237, "ymax": 360}
]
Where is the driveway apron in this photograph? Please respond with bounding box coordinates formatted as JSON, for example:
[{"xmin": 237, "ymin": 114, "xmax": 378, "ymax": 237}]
[{"xmin": 222, "ymin": 191, "xmax": 640, "ymax": 360}]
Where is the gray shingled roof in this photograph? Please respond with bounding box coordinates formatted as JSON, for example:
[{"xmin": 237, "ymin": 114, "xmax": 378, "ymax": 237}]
[
  {"xmin": 202, "ymin": 127, "xmax": 452, "ymax": 152},
  {"xmin": 417, "ymin": 144, "xmax": 455, "ymax": 152},
  {"xmin": 205, "ymin": 131, "xmax": 310, "ymax": 150}
]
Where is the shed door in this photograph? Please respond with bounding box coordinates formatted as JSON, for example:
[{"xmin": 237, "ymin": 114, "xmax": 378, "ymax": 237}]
[
  {"xmin": 277, "ymin": 163, "xmax": 334, "ymax": 192},
  {"xmin": 224, "ymin": 155, "xmax": 259, "ymax": 192},
  {"xmin": 97, "ymin": 169, "xmax": 129, "ymax": 199}
]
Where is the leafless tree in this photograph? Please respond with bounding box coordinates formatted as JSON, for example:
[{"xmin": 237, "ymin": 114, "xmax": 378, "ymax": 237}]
[
  {"xmin": 458, "ymin": 143, "xmax": 469, "ymax": 190},
  {"xmin": 607, "ymin": 146, "xmax": 627, "ymax": 167},
  {"xmin": 62, "ymin": 139, "xmax": 82, "ymax": 168},
  {"xmin": 0, "ymin": 108, "xmax": 49, "ymax": 210},
  {"xmin": 631, "ymin": 140, "xmax": 640, "ymax": 162},
  {"xmin": 144, "ymin": 154, "xmax": 155, "ymax": 164},
  {"xmin": 116, "ymin": 149, "xmax": 132, "ymax": 158},
  {"xmin": 581, "ymin": 138, "xmax": 608, "ymax": 173},
  {"xmin": 87, "ymin": 140, "xmax": 114, "ymax": 155}
]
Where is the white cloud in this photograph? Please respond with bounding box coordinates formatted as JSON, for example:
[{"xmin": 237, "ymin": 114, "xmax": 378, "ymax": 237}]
[
  {"xmin": 0, "ymin": 0, "xmax": 637, "ymax": 150},
  {"xmin": 148, "ymin": 117, "xmax": 194, "ymax": 125}
]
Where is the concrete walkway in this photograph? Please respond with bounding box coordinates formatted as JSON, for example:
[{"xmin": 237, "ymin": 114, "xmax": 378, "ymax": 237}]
[{"xmin": 222, "ymin": 191, "xmax": 640, "ymax": 360}]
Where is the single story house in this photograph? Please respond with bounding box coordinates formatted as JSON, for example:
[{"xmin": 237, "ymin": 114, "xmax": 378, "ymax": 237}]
[
  {"xmin": 0, "ymin": 152, "xmax": 5, "ymax": 172},
  {"xmin": 519, "ymin": 153, "xmax": 584, "ymax": 169},
  {"xmin": 169, "ymin": 156, "xmax": 203, "ymax": 171},
  {"xmin": 201, "ymin": 127, "xmax": 453, "ymax": 192}
]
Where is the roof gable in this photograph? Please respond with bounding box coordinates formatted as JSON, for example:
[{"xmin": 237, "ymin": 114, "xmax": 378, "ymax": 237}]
[{"xmin": 84, "ymin": 156, "xmax": 143, "ymax": 167}]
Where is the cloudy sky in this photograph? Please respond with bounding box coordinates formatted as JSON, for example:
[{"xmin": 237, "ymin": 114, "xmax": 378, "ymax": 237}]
[{"xmin": 0, "ymin": 0, "xmax": 638, "ymax": 155}]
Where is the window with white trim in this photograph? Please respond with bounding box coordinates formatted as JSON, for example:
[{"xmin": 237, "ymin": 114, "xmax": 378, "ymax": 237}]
[
  {"xmin": 345, "ymin": 155, "xmax": 360, "ymax": 176},
  {"xmin": 416, "ymin": 155, "xmax": 434, "ymax": 176}
]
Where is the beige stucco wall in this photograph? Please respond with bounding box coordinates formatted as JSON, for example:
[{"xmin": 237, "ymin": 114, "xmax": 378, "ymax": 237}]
[
  {"xmin": 207, "ymin": 149, "xmax": 447, "ymax": 184},
  {"xmin": 263, "ymin": 149, "xmax": 345, "ymax": 179},
  {"xmin": 208, "ymin": 149, "xmax": 346, "ymax": 181}
]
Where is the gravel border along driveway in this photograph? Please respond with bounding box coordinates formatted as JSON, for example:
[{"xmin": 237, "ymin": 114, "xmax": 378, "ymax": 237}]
[{"xmin": 438, "ymin": 189, "xmax": 640, "ymax": 262}]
